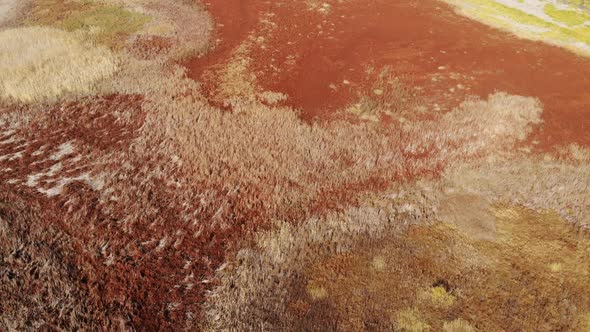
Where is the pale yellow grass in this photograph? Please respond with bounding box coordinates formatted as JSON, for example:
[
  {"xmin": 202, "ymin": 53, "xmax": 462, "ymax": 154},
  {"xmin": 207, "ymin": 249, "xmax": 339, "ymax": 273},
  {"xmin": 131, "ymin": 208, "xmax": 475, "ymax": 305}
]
[
  {"xmin": 443, "ymin": 319, "xmax": 476, "ymax": 332},
  {"xmin": 0, "ymin": 26, "xmax": 117, "ymax": 103},
  {"xmin": 395, "ymin": 308, "xmax": 431, "ymax": 332},
  {"xmin": 0, "ymin": 0, "xmax": 21, "ymax": 25}
]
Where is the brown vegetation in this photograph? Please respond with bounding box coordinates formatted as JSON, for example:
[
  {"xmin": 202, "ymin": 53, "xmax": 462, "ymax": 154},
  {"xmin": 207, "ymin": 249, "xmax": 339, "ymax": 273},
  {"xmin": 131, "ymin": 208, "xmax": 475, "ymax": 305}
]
[
  {"xmin": 206, "ymin": 162, "xmax": 590, "ymax": 330},
  {"xmin": 1, "ymin": 0, "xmax": 589, "ymax": 330},
  {"xmin": 294, "ymin": 206, "xmax": 590, "ymax": 331}
]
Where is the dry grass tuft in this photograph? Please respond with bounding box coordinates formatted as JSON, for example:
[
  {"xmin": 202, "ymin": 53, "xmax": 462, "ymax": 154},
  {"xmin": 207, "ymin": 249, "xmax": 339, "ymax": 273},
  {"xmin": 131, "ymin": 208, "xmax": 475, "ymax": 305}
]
[
  {"xmin": 306, "ymin": 280, "xmax": 329, "ymax": 301},
  {"xmin": 207, "ymin": 43, "xmax": 259, "ymax": 107},
  {"xmin": 347, "ymin": 67, "xmax": 423, "ymax": 122},
  {"xmin": 395, "ymin": 308, "xmax": 431, "ymax": 332},
  {"xmin": 420, "ymin": 286, "xmax": 456, "ymax": 308},
  {"xmin": 0, "ymin": 26, "xmax": 117, "ymax": 103},
  {"xmin": 443, "ymin": 319, "xmax": 476, "ymax": 332}
]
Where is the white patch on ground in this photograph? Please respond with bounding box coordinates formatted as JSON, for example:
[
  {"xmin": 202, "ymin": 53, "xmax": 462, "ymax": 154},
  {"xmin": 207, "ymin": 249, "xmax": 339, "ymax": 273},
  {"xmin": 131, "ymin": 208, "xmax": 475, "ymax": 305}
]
[
  {"xmin": 0, "ymin": 150, "xmax": 23, "ymax": 161},
  {"xmin": 26, "ymin": 162, "xmax": 63, "ymax": 187},
  {"xmin": 155, "ymin": 236, "xmax": 169, "ymax": 252},
  {"xmin": 257, "ymin": 91, "xmax": 288, "ymax": 104},
  {"xmin": 50, "ymin": 141, "xmax": 75, "ymax": 160},
  {"xmin": 24, "ymin": 141, "xmax": 104, "ymax": 196},
  {"xmin": 40, "ymin": 172, "xmax": 105, "ymax": 197},
  {"xmin": 32, "ymin": 144, "xmax": 48, "ymax": 156},
  {"xmin": 0, "ymin": 134, "xmax": 17, "ymax": 146},
  {"xmin": 0, "ymin": 0, "xmax": 20, "ymax": 25},
  {"xmin": 0, "ymin": 129, "xmax": 15, "ymax": 137}
]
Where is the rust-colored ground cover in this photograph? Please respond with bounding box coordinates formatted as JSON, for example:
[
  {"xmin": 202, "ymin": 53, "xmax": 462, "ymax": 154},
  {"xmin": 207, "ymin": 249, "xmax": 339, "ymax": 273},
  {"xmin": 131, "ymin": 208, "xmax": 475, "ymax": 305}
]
[{"xmin": 185, "ymin": 0, "xmax": 590, "ymax": 150}]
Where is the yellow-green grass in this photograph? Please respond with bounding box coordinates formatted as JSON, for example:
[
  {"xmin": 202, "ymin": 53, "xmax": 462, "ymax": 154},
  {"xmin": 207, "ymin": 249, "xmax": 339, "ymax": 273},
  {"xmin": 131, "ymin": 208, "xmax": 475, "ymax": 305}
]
[
  {"xmin": 443, "ymin": 0, "xmax": 590, "ymax": 57},
  {"xmin": 447, "ymin": 0, "xmax": 553, "ymax": 29},
  {"xmin": 0, "ymin": 26, "xmax": 117, "ymax": 103},
  {"xmin": 544, "ymin": 3, "xmax": 590, "ymax": 26}
]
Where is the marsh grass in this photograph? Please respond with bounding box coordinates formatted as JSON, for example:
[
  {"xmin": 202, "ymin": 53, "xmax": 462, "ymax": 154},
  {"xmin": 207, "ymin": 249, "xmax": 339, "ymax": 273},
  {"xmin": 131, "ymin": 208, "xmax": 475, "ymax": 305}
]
[
  {"xmin": 2, "ymin": 0, "xmax": 588, "ymax": 329},
  {"xmin": 267, "ymin": 206, "xmax": 589, "ymax": 331},
  {"xmin": 204, "ymin": 147, "xmax": 590, "ymax": 330},
  {"xmin": 0, "ymin": 26, "xmax": 117, "ymax": 103}
]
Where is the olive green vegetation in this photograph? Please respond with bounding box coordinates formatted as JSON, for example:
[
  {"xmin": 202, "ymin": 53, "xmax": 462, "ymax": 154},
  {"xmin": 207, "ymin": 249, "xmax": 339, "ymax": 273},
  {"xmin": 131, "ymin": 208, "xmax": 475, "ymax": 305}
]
[
  {"xmin": 60, "ymin": 6, "xmax": 151, "ymax": 44},
  {"xmin": 26, "ymin": 0, "xmax": 151, "ymax": 47}
]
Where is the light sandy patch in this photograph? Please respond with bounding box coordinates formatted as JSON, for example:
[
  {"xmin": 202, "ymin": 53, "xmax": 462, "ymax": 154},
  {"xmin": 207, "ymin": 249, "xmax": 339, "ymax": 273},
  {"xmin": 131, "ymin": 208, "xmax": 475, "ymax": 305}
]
[
  {"xmin": 0, "ymin": 0, "xmax": 20, "ymax": 25},
  {"xmin": 439, "ymin": 191, "xmax": 496, "ymax": 240}
]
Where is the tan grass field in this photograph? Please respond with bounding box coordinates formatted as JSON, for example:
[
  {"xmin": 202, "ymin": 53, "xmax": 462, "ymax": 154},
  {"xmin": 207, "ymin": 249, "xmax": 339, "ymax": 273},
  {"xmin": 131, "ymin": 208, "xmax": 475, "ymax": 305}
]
[{"xmin": 0, "ymin": 26, "xmax": 117, "ymax": 103}]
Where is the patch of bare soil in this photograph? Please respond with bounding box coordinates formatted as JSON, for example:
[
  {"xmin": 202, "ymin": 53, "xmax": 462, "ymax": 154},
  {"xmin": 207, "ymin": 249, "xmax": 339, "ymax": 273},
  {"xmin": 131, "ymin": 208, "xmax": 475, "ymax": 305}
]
[{"xmin": 185, "ymin": 0, "xmax": 590, "ymax": 150}]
